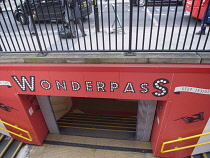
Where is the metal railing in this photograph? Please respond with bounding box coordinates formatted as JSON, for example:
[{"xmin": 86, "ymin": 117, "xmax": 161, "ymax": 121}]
[
  {"xmin": 161, "ymin": 131, "xmax": 210, "ymax": 153},
  {"xmin": 0, "ymin": 0, "xmax": 209, "ymax": 56},
  {"xmin": 0, "ymin": 120, "xmax": 32, "ymax": 141}
]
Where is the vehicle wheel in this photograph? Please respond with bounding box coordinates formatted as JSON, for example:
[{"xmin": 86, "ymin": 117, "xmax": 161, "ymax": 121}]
[
  {"xmin": 139, "ymin": 0, "xmax": 145, "ymax": 6},
  {"xmin": 19, "ymin": 13, "xmax": 28, "ymax": 25}
]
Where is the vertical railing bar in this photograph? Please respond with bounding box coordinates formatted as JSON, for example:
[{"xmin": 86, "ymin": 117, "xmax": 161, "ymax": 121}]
[
  {"xmin": 181, "ymin": 0, "xmax": 196, "ymax": 50},
  {"xmin": 169, "ymin": 0, "xmax": 179, "ymax": 50},
  {"xmin": 40, "ymin": 0, "xmax": 53, "ymax": 51},
  {"xmin": 148, "ymin": 0, "xmax": 156, "ymax": 49},
  {"xmin": 54, "ymin": 0, "xmax": 65, "ymax": 51},
  {"xmin": 59, "ymin": 0, "xmax": 69, "ymax": 51},
  {"xmin": 20, "ymin": 0, "xmax": 37, "ymax": 51},
  {"xmin": 87, "ymin": 0, "xmax": 93, "ymax": 50},
  {"xmin": 45, "ymin": 0, "xmax": 59, "ymax": 51},
  {"xmin": 122, "ymin": 0, "xmax": 125, "ymax": 50},
  {"xmin": 142, "ymin": 0, "xmax": 148, "ymax": 50},
  {"xmin": 107, "ymin": 0, "xmax": 111, "ymax": 50},
  {"xmin": 1, "ymin": 11, "xmax": 11, "ymax": 52},
  {"xmin": 100, "ymin": 0, "xmax": 105, "ymax": 50},
  {"xmin": 76, "ymin": 0, "xmax": 86, "ymax": 50},
  {"xmin": 27, "ymin": 0, "xmax": 46, "ymax": 52},
  {"xmin": 7, "ymin": 0, "xmax": 26, "ymax": 51},
  {"xmin": 35, "ymin": 0, "xmax": 47, "ymax": 51},
  {"xmin": 162, "ymin": 0, "xmax": 171, "ymax": 50},
  {"xmin": 196, "ymin": 1, "xmax": 210, "ymax": 50},
  {"xmin": 0, "ymin": 25, "xmax": 9, "ymax": 51},
  {"xmin": 14, "ymin": 0, "xmax": 32, "ymax": 51},
  {"xmin": 175, "ymin": 0, "xmax": 187, "ymax": 50},
  {"xmin": 0, "ymin": 34, "xmax": 6, "ymax": 51},
  {"xmin": 114, "ymin": 0, "xmax": 117, "ymax": 50},
  {"xmin": 3, "ymin": 2, "xmax": 21, "ymax": 51},
  {"xmin": 64, "ymin": 0, "xmax": 74, "ymax": 51},
  {"xmin": 94, "ymin": 0, "xmax": 99, "ymax": 50},
  {"xmin": 85, "ymin": 0, "xmax": 93, "ymax": 50},
  {"xmin": 80, "ymin": 0, "xmax": 87, "ymax": 50},
  {"xmin": 203, "ymin": 29, "xmax": 210, "ymax": 49},
  {"xmin": 1, "ymin": 2, "xmax": 18, "ymax": 51},
  {"xmin": 190, "ymin": 0, "xmax": 204, "ymax": 50},
  {"xmin": 135, "ymin": 0, "xmax": 141, "ymax": 50},
  {"xmin": 64, "ymin": 0, "xmax": 75, "ymax": 51},
  {"xmin": 1, "ymin": 17, "xmax": 14, "ymax": 51},
  {"xmin": 60, "ymin": 1, "xmax": 75, "ymax": 50},
  {"xmin": 128, "ymin": 0, "xmax": 133, "ymax": 53},
  {"xmin": 155, "ymin": 0, "xmax": 163, "ymax": 50},
  {"xmin": 73, "ymin": 1, "xmax": 81, "ymax": 50}
]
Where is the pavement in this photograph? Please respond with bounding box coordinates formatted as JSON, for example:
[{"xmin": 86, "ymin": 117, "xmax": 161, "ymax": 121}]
[{"xmin": 16, "ymin": 134, "xmax": 157, "ymax": 158}]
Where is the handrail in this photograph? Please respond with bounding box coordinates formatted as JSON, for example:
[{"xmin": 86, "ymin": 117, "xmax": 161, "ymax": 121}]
[
  {"xmin": 161, "ymin": 132, "xmax": 210, "ymax": 153},
  {"xmin": 0, "ymin": 120, "xmax": 32, "ymax": 141}
]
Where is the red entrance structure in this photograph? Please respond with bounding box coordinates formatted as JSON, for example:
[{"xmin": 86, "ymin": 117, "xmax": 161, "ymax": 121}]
[{"xmin": 0, "ymin": 63, "xmax": 210, "ymax": 157}]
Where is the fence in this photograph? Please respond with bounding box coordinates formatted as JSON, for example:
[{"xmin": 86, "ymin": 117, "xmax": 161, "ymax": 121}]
[{"xmin": 0, "ymin": 0, "xmax": 209, "ymax": 56}]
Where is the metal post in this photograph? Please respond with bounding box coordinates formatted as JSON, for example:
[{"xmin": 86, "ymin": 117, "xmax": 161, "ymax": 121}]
[
  {"xmin": 125, "ymin": 0, "xmax": 135, "ymax": 56},
  {"xmin": 93, "ymin": 0, "xmax": 100, "ymax": 32},
  {"xmin": 25, "ymin": 0, "xmax": 48, "ymax": 57}
]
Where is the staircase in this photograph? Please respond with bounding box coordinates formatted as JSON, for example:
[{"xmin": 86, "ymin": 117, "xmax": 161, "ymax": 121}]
[
  {"xmin": 0, "ymin": 133, "xmax": 23, "ymax": 158},
  {"xmin": 57, "ymin": 112, "xmax": 137, "ymax": 140}
]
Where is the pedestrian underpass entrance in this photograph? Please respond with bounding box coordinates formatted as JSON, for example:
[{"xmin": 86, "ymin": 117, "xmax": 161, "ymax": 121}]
[
  {"xmin": 1, "ymin": 63, "xmax": 210, "ymax": 157},
  {"xmin": 37, "ymin": 96, "xmax": 157, "ymax": 141}
]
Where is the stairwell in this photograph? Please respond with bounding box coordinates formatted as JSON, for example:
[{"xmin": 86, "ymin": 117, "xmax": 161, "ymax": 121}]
[
  {"xmin": 58, "ymin": 112, "xmax": 137, "ymax": 140},
  {"xmin": 0, "ymin": 133, "xmax": 23, "ymax": 158}
]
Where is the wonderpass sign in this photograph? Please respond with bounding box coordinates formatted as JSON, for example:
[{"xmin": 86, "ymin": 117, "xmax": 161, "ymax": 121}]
[{"xmin": 9, "ymin": 72, "xmax": 172, "ymax": 100}]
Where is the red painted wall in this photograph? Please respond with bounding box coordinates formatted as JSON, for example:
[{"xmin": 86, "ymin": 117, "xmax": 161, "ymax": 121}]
[
  {"xmin": 0, "ymin": 63, "xmax": 210, "ymax": 157},
  {"xmin": 0, "ymin": 71, "xmax": 48, "ymax": 145},
  {"xmin": 152, "ymin": 73, "xmax": 210, "ymax": 157}
]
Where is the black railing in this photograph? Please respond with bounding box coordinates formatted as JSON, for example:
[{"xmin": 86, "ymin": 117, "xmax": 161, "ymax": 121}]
[{"xmin": 0, "ymin": 0, "xmax": 209, "ymax": 56}]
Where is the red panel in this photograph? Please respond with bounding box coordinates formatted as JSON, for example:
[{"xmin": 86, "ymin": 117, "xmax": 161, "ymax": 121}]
[
  {"xmin": 1, "ymin": 63, "xmax": 210, "ymax": 157},
  {"xmin": 18, "ymin": 95, "xmax": 48, "ymax": 144},
  {"xmin": 152, "ymin": 73, "xmax": 210, "ymax": 157},
  {"xmin": 1, "ymin": 63, "xmax": 210, "ymax": 73},
  {"xmin": 151, "ymin": 101, "xmax": 171, "ymax": 154},
  {"xmin": 0, "ymin": 71, "xmax": 48, "ymax": 144}
]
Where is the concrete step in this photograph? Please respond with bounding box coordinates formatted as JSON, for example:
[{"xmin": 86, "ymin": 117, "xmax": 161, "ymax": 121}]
[
  {"xmin": 0, "ymin": 135, "xmax": 14, "ymax": 157},
  {"xmin": 59, "ymin": 112, "xmax": 136, "ymax": 131},
  {"xmin": 0, "ymin": 134, "xmax": 24, "ymax": 158},
  {"xmin": 0, "ymin": 134, "xmax": 5, "ymax": 142}
]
